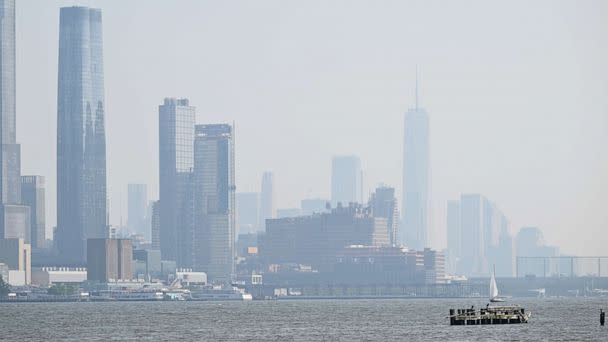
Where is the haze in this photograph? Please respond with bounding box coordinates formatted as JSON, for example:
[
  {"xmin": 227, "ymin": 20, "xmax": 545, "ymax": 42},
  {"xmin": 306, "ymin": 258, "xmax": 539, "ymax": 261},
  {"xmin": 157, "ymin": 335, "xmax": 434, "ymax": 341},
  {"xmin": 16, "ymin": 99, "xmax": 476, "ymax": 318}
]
[{"xmin": 16, "ymin": 0, "xmax": 608, "ymax": 255}]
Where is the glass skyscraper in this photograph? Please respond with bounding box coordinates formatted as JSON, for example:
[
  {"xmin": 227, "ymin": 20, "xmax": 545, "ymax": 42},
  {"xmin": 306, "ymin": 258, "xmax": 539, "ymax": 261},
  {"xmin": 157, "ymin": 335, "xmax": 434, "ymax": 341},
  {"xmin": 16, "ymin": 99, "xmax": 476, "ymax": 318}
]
[
  {"xmin": 56, "ymin": 6, "xmax": 107, "ymax": 265},
  {"xmin": 0, "ymin": 0, "xmax": 30, "ymax": 243},
  {"xmin": 127, "ymin": 184, "xmax": 148, "ymax": 239},
  {"xmin": 193, "ymin": 124, "xmax": 235, "ymax": 283},
  {"xmin": 402, "ymin": 103, "xmax": 429, "ymax": 250},
  {"xmin": 158, "ymin": 98, "xmax": 195, "ymax": 266},
  {"xmin": 331, "ymin": 155, "xmax": 362, "ymax": 206}
]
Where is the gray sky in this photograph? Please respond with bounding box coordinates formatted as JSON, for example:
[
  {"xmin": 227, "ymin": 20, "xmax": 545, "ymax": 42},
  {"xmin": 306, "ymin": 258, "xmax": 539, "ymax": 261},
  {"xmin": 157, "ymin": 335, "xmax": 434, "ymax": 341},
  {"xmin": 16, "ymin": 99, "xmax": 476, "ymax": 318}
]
[{"xmin": 17, "ymin": 0, "xmax": 608, "ymax": 255}]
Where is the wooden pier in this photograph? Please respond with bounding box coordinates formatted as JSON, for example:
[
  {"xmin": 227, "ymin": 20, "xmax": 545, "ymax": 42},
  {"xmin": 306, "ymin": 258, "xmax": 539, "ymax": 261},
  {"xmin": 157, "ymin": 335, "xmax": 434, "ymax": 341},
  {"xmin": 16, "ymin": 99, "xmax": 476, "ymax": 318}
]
[{"xmin": 449, "ymin": 305, "xmax": 531, "ymax": 325}]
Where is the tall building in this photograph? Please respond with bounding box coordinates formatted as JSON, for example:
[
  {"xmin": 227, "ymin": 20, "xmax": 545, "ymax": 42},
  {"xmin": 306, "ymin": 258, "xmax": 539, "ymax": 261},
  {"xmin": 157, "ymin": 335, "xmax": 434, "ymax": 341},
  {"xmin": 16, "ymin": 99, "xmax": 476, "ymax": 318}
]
[
  {"xmin": 446, "ymin": 200, "xmax": 461, "ymax": 274},
  {"xmin": 150, "ymin": 200, "xmax": 160, "ymax": 250},
  {"xmin": 127, "ymin": 184, "xmax": 148, "ymax": 239},
  {"xmin": 301, "ymin": 198, "xmax": 329, "ymax": 216},
  {"xmin": 331, "ymin": 155, "xmax": 362, "ymax": 206},
  {"xmin": 236, "ymin": 192, "xmax": 259, "ymax": 234},
  {"xmin": 56, "ymin": 6, "xmax": 107, "ymax": 265},
  {"xmin": 459, "ymin": 194, "xmax": 485, "ymax": 276},
  {"xmin": 158, "ymin": 98, "xmax": 195, "ymax": 265},
  {"xmin": 0, "ymin": 0, "xmax": 30, "ymax": 245},
  {"xmin": 0, "ymin": 0, "xmax": 19, "ymax": 205},
  {"xmin": 450, "ymin": 194, "xmax": 514, "ymax": 277},
  {"xmin": 87, "ymin": 238, "xmax": 133, "ymax": 282},
  {"xmin": 516, "ymin": 227, "xmax": 559, "ymax": 258},
  {"xmin": 259, "ymin": 171, "xmax": 274, "ymax": 230},
  {"xmin": 369, "ymin": 186, "xmax": 399, "ymax": 246},
  {"xmin": 21, "ymin": 176, "xmax": 46, "ymax": 248},
  {"xmin": 402, "ymin": 79, "xmax": 429, "ymax": 250},
  {"xmin": 193, "ymin": 124, "xmax": 235, "ymax": 283}
]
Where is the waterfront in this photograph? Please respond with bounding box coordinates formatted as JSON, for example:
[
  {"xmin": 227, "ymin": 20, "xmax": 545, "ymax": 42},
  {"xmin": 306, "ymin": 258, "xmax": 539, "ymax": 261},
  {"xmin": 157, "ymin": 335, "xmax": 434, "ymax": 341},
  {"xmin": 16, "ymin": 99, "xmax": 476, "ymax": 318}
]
[{"xmin": 2, "ymin": 298, "xmax": 607, "ymax": 341}]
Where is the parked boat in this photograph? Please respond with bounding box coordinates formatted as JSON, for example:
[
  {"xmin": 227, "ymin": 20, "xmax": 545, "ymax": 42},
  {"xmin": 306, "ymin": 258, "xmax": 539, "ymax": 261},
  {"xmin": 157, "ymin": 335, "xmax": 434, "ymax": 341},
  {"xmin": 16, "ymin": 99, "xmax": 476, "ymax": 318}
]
[{"xmin": 449, "ymin": 305, "xmax": 531, "ymax": 325}]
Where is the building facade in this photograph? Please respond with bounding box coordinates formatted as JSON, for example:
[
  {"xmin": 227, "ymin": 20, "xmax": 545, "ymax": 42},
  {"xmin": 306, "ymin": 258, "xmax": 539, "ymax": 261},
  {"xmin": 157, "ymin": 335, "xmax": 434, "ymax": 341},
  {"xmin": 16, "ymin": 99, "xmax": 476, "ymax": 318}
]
[
  {"xmin": 193, "ymin": 124, "xmax": 235, "ymax": 283},
  {"xmin": 56, "ymin": 6, "xmax": 107, "ymax": 265},
  {"xmin": 0, "ymin": 238, "xmax": 31, "ymax": 285},
  {"xmin": 158, "ymin": 98, "xmax": 195, "ymax": 265},
  {"xmin": 369, "ymin": 186, "xmax": 399, "ymax": 246},
  {"xmin": 261, "ymin": 204, "xmax": 389, "ymax": 270},
  {"xmin": 150, "ymin": 200, "xmax": 160, "ymax": 250},
  {"xmin": 331, "ymin": 155, "xmax": 362, "ymax": 206},
  {"xmin": 87, "ymin": 238, "xmax": 133, "ymax": 282},
  {"xmin": 20, "ymin": 176, "xmax": 45, "ymax": 248}
]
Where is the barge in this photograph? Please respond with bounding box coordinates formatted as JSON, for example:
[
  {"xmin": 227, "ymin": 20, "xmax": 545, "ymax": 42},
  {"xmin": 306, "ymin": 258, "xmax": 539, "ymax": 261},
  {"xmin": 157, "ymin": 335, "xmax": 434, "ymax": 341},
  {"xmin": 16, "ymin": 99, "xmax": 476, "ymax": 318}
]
[{"xmin": 449, "ymin": 305, "xmax": 531, "ymax": 325}]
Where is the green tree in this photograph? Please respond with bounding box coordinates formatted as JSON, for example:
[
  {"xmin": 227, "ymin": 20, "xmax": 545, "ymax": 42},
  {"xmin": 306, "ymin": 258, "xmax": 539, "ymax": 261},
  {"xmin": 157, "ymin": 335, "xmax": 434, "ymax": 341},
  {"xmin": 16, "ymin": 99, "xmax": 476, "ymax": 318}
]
[
  {"xmin": 0, "ymin": 275, "xmax": 10, "ymax": 297},
  {"xmin": 48, "ymin": 284, "xmax": 77, "ymax": 296}
]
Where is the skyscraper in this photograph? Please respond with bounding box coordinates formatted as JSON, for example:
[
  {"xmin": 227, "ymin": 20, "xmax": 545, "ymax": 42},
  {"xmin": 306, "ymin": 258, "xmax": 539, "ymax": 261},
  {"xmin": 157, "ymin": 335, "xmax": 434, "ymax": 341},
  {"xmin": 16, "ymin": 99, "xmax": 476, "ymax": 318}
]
[
  {"xmin": 259, "ymin": 171, "xmax": 274, "ymax": 231},
  {"xmin": 193, "ymin": 124, "xmax": 235, "ymax": 283},
  {"xmin": 236, "ymin": 192, "xmax": 259, "ymax": 234},
  {"xmin": 127, "ymin": 184, "xmax": 148, "ymax": 239},
  {"xmin": 56, "ymin": 6, "xmax": 107, "ymax": 264},
  {"xmin": 459, "ymin": 194, "xmax": 485, "ymax": 276},
  {"xmin": 402, "ymin": 76, "xmax": 429, "ymax": 250},
  {"xmin": 446, "ymin": 200, "xmax": 461, "ymax": 273},
  {"xmin": 453, "ymin": 194, "xmax": 514, "ymax": 277},
  {"xmin": 0, "ymin": 0, "xmax": 30, "ymax": 245},
  {"xmin": 331, "ymin": 155, "xmax": 362, "ymax": 206},
  {"xmin": 21, "ymin": 176, "xmax": 46, "ymax": 249},
  {"xmin": 369, "ymin": 186, "xmax": 399, "ymax": 246},
  {"xmin": 0, "ymin": 0, "xmax": 19, "ymax": 205},
  {"xmin": 158, "ymin": 98, "xmax": 195, "ymax": 265}
]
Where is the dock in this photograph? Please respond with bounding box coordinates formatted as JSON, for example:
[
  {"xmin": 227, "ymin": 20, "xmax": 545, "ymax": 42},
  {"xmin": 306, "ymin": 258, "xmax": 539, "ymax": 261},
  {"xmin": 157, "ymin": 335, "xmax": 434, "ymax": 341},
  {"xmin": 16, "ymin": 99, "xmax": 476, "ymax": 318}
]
[{"xmin": 449, "ymin": 305, "xmax": 531, "ymax": 325}]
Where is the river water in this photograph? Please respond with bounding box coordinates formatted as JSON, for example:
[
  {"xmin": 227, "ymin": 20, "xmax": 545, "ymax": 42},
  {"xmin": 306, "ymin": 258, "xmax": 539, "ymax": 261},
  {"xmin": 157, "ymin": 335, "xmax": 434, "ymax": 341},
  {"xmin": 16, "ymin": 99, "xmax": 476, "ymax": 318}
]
[{"xmin": 2, "ymin": 297, "xmax": 607, "ymax": 341}]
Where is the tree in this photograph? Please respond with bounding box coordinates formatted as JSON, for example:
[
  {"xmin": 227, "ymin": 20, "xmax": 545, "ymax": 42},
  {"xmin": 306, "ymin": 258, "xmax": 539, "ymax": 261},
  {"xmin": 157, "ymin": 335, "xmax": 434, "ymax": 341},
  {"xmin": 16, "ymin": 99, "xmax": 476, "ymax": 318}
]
[
  {"xmin": 0, "ymin": 275, "xmax": 10, "ymax": 297},
  {"xmin": 48, "ymin": 284, "xmax": 77, "ymax": 296}
]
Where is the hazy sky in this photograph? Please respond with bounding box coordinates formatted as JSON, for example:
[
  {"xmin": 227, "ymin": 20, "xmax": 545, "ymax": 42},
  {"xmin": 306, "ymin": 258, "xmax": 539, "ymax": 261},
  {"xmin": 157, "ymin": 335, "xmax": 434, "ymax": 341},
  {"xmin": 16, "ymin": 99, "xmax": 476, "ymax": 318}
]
[{"xmin": 16, "ymin": 0, "xmax": 608, "ymax": 255}]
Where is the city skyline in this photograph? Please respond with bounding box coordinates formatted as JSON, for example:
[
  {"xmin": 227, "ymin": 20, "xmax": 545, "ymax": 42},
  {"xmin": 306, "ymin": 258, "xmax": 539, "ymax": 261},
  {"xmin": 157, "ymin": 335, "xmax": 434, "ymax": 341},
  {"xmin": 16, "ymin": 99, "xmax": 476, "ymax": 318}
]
[{"xmin": 13, "ymin": 1, "xmax": 608, "ymax": 255}]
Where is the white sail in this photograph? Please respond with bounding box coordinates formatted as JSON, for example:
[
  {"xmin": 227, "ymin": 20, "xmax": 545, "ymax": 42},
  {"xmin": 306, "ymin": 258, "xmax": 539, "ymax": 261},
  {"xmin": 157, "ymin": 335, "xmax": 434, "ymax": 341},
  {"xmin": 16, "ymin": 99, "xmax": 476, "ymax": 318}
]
[{"xmin": 490, "ymin": 271, "xmax": 499, "ymax": 299}]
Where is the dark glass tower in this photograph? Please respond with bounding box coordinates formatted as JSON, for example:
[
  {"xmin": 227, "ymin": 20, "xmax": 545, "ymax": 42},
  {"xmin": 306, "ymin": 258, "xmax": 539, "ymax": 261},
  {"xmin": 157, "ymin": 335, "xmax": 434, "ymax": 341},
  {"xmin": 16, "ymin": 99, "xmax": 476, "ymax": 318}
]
[
  {"xmin": 56, "ymin": 7, "xmax": 107, "ymax": 265},
  {"xmin": 193, "ymin": 124, "xmax": 235, "ymax": 283},
  {"xmin": 159, "ymin": 98, "xmax": 195, "ymax": 266}
]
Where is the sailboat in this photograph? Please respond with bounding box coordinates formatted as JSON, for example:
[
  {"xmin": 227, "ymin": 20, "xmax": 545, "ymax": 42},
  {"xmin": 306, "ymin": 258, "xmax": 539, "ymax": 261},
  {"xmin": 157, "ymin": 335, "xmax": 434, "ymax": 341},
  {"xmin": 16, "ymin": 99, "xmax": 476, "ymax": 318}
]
[{"xmin": 489, "ymin": 265, "xmax": 505, "ymax": 303}]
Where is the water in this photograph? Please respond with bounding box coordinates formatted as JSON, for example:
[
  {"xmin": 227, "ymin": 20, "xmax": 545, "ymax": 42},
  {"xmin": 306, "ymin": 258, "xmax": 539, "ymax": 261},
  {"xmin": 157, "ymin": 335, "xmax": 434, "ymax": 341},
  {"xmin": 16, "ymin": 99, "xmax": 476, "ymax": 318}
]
[{"xmin": 2, "ymin": 298, "xmax": 607, "ymax": 341}]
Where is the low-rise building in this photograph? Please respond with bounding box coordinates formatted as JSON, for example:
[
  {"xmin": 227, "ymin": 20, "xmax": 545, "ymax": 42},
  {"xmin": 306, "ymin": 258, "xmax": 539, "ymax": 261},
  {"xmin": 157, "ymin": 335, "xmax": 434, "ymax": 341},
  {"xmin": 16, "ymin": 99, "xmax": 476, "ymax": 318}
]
[{"xmin": 31, "ymin": 267, "xmax": 87, "ymax": 286}]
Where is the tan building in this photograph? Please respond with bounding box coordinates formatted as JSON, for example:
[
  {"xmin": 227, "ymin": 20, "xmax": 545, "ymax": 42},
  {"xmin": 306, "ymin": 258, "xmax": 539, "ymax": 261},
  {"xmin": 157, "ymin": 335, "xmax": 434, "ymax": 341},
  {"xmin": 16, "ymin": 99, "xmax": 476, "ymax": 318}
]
[
  {"xmin": 0, "ymin": 238, "xmax": 31, "ymax": 285},
  {"xmin": 87, "ymin": 238, "xmax": 133, "ymax": 282}
]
